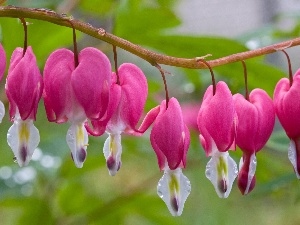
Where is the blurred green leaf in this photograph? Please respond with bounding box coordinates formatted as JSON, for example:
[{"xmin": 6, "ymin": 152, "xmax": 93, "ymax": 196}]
[
  {"xmin": 79, "ymin": 0, "xmax": 117, "ymax": 16},
  {"xmin": 6, "ymin": 0, "xmax": 61, "ymax": 8},
  {"xmin": 17, "ymin": 198, "xmax": 55, "ymax": 225},
  {"xmin": 115, "ymin": 0, "xmax": 180, "ymax": 37}
]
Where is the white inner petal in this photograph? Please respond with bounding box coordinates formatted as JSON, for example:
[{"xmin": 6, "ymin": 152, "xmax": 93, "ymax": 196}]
[
  {"xmin": 103, "ymin": 133, "xmax": 122, "ymax": 176},
  {"xmin": 205, "ymin": 151, "xmax": 238, "ymax": 198},
  {"xmin": 288, "ymin": 140, "xmax": 300, "ymax": 179},
  {"xmin": 0, "ymin": 100, "xmax": 5, "ymax": 123},
  {"xmin": 157, "ymin": 167, "xmax": 191, "ymax": 216},
  {"xmin": 7, "ymin": 119, "xmax": 40, "ymax": 167},
  {"xmin": 66, "ymin": 122, "xmax": 88, "ymax": 168},
  {"xmin": 246, "ymin": 153, "xmax": 257, "ymax": 194}
]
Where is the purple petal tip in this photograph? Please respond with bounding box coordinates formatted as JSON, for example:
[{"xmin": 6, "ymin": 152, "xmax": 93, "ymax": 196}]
[
  {"xmin": 171, "ymin": 197, "xmax": 179, "ymax": 213},
  {"xmin": 218, "ymin": 179, "xmax": 228, "ymax": 193}
]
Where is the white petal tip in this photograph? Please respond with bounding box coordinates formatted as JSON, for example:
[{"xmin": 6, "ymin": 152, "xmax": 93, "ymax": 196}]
[
  {"xmin": 103, "ymin": 134, "xmax": 123, "ymax": 176},
  {"xmin": 288, "ymin": 140, "xmax": 300, "ymax": 179},
  {"xmin": 0, "ymin": 101, "xmax": 5, "ymax": 123},
  {"xmin": 205, "ymin": 152, "xmax": 237, "ymax": 198},
  {"xmin": 67, "ymin": 123, "xmax": 88, "ymax": 168},
  {"xmin": 157, "ymin": 168, "xmax": 191, "ymax": 216},
  {"xmin": 107, "ymin": 156, "xmax": 122, "ymax": 176},
  {"xmin": 7, "ymin": 120, "xmax": 40, "ymax": 167},
  {"xmin": 71, "ymin": 148, "xmax": 87, "ymax": 168}
]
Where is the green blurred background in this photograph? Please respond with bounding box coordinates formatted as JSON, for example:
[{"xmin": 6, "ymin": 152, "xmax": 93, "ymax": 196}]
[{"xmin": 0, "ymin": 0, "xmax": 300, "ymax": 224}]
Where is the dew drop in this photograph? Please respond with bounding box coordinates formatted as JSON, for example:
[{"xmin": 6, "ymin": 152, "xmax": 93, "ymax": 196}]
[{"xmin": 157, "ymin": 188, "xmax": 163, "ymax": 198}]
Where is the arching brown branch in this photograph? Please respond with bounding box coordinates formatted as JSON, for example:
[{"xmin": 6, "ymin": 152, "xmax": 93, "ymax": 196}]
[{"xmin": 0, "ymin": 6, "xmax": 299, "ymax": 69}]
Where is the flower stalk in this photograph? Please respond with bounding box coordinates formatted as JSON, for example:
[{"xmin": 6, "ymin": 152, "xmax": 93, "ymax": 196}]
[
  {"xmin": 198, "ymin": 59, "xmax": 216, "ymax": 95},
  {"xmin": 19, "ymin": 17, "xmax": 27, "ymax": 57},
  {"xmin": 241, "ymin": 60, "xmax": 249, "ymax": 100},
  {"xmin": 155, "ymin": 64, "xmax": 169, "ymax": 108},
  {"xmin": 113, "ymin": 45, "xmax": 120, "ymax": 84},
  {"xmin": 281, "ymin": 49, "xmax": 293, "ymax": 86}
]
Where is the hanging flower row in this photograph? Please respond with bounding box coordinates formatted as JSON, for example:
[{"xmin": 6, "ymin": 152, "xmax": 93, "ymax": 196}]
[{"xmin": 0, "ymin": 18, "xmax": 298, "ymax": 217}]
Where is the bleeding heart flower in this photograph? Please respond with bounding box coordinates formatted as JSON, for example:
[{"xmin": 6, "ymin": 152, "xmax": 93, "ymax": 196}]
[
  {"xmin": 139, "ymin": 97, "xmax": 191, "ymax": 216},
  {"xmin": 87, "ymin": 63, "xmax": 148, "ymax": 176},
  {"xmin": 274, "ymin": 69, "xmax": 300, "ymax": 178},
  {"xmin": 197, "ymin": 81, "xmax": 238, "ymax": 198},
  {"xmin": 233, "ymin": 89, "xmax": 275, "ymax": 195},
  {"xmin": 43, "ymin": 47, "xmax": 112, "ymax": 168},
  {"xmin": 6, "ymin": 46, "xmax": 43, "ymax": 167}
]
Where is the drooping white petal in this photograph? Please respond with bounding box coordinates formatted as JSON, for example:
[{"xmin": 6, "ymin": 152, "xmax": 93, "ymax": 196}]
[
  {"xmin": 205, "ymin": 151, "xmax": 238, "ymax": 198},
  {"xmin": 157, "ymin": 167, "xmax": 191, "ymax": 216},
  {"xmin": 66, "ymin": 122, "xmax": 88, "ymax": 168},
  {"xmin": 0, "ymin": 100, "xmax": 5, "ymax": 123},
  {"xmin": 7, "ymin": 119, "xmax": 40, "ymax": 167},
  {"xmin": 238, "ymin": 153, "xmax": 257, "ymax": 194},
  {"xmin": 288, "ymin": 140, "xmax": 300, "ymax": 179},
  {"xmin": 103, "ymin": 133, "xmax": 122, "ymax": 176}
]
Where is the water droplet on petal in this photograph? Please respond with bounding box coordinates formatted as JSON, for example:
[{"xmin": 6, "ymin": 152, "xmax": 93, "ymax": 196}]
[{"xmin": 157, "ymin": 188, "xmax": 163, "ymax": 198}]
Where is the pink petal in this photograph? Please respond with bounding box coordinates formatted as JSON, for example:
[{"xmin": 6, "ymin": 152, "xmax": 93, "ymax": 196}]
[
  {"xmin": 86, "ymin": 83, "xmax": 121, "ymax": 136},
  {"xmin": 43, "ymin": 48, "xmax": 74, "ymax": 122},
  {"xmin": 151, "ymin": 98, "xmax": 190, "ymax": 170},
  {"xmin": 233, "ymin": 89, "xmax": 275, "ymax": 153},
  {"xmin": 197, "ymin": 81, "xmax": 236, "ymax": 156},
  {"xmin": 116, "ymin": 63, "xmax": 148, "ymax": 130},
  {"xmin": 274, "ymin": 71, "xmax": 300, "ymax": 139},
  {"xmin": 132, "ymin": 105, "xmax": 161, "ymax": 135},
  {"xmin": 72, "ymin": 47, "xmax": 111, "ymax": 120},
  {"xmin": 181, "ymin": 125, "xmax": 190, "ymax": 168},
  {"xmin": 150, "ymin": 128, "xmax": 166, "ymax": 170},
  {"xmin": 6, "ymin": 47, "xmax": 43, "ymax": 120}
]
